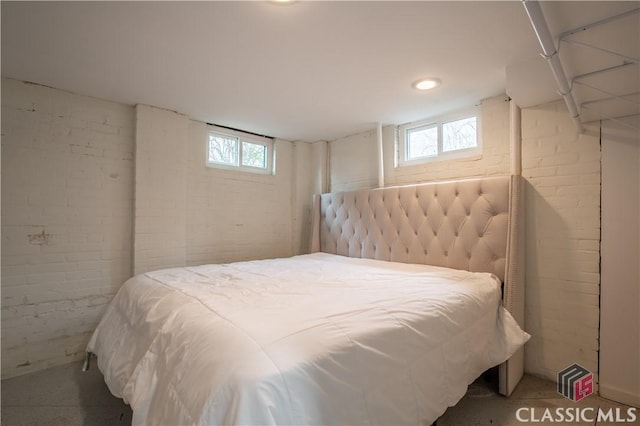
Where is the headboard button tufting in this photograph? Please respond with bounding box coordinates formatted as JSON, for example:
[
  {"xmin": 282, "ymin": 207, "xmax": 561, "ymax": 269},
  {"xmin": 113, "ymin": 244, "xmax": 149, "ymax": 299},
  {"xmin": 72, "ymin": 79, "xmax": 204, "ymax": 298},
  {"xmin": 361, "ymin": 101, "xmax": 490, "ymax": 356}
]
[{"xmin": 318, "ymin": 176, "xmax": 510, "ymax": 282}]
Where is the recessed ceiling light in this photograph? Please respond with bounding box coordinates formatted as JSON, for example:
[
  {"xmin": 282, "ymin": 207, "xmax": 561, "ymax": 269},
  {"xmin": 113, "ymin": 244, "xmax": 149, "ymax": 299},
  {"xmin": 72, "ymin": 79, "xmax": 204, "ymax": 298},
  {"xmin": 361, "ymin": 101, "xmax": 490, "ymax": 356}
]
[
  {"xmin": 268, "ymin": 0, "xmax": 297, "ymax": 5},
  {"xmin": 413, "ymin": 78, "xmax": 441, "ymax": 91}
]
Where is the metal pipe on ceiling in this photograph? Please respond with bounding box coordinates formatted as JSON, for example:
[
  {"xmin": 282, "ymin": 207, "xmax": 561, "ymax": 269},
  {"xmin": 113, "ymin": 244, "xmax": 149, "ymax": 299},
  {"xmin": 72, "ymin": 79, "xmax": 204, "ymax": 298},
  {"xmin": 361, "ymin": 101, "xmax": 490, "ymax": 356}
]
[
  {"xmin": 522, "ymin": 0, "xmax": 584, "ymax": 133},
  {"xmin": 559, "ymin": 7, "xmax": 640, "ymax": 42}
]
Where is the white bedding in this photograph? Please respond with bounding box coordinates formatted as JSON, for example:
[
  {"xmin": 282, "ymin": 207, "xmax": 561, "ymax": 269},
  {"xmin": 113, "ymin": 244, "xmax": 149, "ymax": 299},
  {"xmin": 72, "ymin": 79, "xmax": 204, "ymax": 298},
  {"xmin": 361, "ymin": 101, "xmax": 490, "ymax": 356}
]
[{"xmin": 87, "ymin": 253, "xmax": 529, "ymax": 425}]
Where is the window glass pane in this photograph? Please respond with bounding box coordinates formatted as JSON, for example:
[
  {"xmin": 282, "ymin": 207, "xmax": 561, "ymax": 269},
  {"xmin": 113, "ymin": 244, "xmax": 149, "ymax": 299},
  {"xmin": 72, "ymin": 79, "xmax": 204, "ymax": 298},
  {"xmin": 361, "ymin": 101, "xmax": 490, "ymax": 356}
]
[
  {"xmin": 442, "ymin": 117, "xmax": 477, "ymax": 152},
  {"xmin": 407, "ymin": 125, "xmax": 438, "ymax": 159},
  {"xmin": 209, "ymin": 134, "xmax": 238, "ymax": 165},
  {"xmin": 241, "ymin": 141, "xmax": 267, "ymax": 168}
]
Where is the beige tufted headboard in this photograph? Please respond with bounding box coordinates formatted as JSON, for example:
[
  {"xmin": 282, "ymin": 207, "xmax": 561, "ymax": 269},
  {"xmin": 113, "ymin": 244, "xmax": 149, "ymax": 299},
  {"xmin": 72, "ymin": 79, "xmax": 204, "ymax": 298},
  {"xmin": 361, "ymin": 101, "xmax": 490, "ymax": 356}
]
[
  {"xmin": 311, "ymin": 176, "xmax": 510, "ymax": 281},
  {"xmin": 309, "ymin": 175, "xmax": 526, "ymax": 396}
]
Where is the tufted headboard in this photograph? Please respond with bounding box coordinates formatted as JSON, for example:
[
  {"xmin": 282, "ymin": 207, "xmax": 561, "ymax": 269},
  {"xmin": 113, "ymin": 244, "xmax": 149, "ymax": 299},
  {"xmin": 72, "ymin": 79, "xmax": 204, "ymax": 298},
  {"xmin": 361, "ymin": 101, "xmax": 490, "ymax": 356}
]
[
  {"xmin": 309, "ymin": 175, "xmax": 526, "ymax": 397},
  {"xmin": 311, "ymin": 176, "xmax": 510, "ymax": 281}
]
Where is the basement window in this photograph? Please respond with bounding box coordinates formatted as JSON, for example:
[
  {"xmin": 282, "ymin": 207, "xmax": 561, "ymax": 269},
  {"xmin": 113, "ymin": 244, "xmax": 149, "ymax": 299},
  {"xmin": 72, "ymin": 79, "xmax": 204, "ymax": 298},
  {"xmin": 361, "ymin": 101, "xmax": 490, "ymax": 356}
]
[
  {"xmin": 398, "ymin": 109, "xmax": 481, "ymax": 167},
  {"xmin": 207, "ymin": 127, "xmax": 274, "ymax": 174}
]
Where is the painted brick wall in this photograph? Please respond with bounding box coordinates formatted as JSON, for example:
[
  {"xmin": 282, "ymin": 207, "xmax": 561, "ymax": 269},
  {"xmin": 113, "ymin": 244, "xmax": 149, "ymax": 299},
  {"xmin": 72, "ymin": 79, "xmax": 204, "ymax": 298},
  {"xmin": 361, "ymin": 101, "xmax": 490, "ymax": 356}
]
[
  {"xmin": 386, "ymin": 95, "xmax": 511, "ymax": 185},
  {"xmin": 329, "ymin": 129, "xmax": 379, "ymax": 192},
  {"xmin": 291, "ymin": 140, "xmax": 327, "ymax": 255},
  {"xmin": 327, "ymin": 95, "xmax": 603, "ymax": 384},
  {"xmin": 522, "ymin": 101, "xmax": 601, "ymax": 382},
  {"xmin": 1, "ymin": 78, "xmax": 134, "ymax": 378},
  {"xmin": 328, "ymin": 95, "xmax": 511, "ymax": 191},
  {"xmin": 2, "ymin": 77, "xmax": 602, "ymax": 384},
  {"xmin": 135, "ymin": 106, "xmax": 299, "ymax": 270},
  {"xmin": 2, "ymin": 82, "xmax": 306, "ymax": 378},
  {"xmin": 133, "ymin": 105, "xmax": 188, "ymax": 274},
  {"xmin": 185, "ymin": 120, "xmax": 295, "ymax": 265}
]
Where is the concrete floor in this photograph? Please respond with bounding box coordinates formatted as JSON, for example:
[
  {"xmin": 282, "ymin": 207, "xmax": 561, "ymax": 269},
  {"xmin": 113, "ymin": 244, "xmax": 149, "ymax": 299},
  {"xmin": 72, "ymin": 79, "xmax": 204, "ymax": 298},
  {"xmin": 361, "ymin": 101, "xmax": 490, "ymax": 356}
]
[
  {"xmin": 0, "ymin": 361, "xmax": 635, "ymax": 425},
  {"xmin": 437, "ymin": 372, "xmax": 638, "ymax": 426},
  {"xmin": 1, "ymin": 361, "xmax": 131, "ymax": 426}
]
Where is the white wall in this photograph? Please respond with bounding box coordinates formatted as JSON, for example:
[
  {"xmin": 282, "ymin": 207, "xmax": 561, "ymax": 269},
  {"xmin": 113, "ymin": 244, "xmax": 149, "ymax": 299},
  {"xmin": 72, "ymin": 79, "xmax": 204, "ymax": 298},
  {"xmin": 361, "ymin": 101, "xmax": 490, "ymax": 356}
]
[
  {"xmin": 328, "ymin": 95, "xmax": 511, "ymax": 192},
  {"xmin": 292, "ymin": 140, "xmax": 328, "ymax": 254},
  {"xmin": 134, "ymin": 105, "xmax": 300, "ymax": 270},
  {"xmin": 1, "ymin": 77, "xmax": 618, "ymax": 387},
  {"xmin": 1, "ymin": 81, "xmax": 312, "ymax": 378},
  {"xmin": 134, "ymin": 105, "xmax": 189, "ymax": 274},
  {"xmin": 386, "ymin": 95, "xmax": 512, "ymax": 185},
  {"xmin": 328, "ymin": 96, "xmax": 604, "ymax": 385},
  {"xmin": 329, "ymin": 129, "xmax": 379, "ymax": 192},
  {"xmin": 1, "ymin": 78, "xmax": 134, "ymax": 378},
  {"xmin": 185, "ymin": 120, "xmax": 295, "ymax": 265},
  {"xmin": 521, "ymin": 101, "xmax": 601, "ymax": 383},
  {"xmin": 600, "ymin": 116, "xmax": 640, "ymax": 406}
]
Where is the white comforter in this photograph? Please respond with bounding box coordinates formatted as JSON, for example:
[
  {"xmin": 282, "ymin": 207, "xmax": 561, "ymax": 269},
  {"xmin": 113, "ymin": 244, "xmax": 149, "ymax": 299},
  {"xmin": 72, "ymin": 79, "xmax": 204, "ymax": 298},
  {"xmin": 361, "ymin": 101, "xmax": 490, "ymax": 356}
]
[{"xmin": 87, "ymin": 253, "xmax": 529, "ymax": 425}]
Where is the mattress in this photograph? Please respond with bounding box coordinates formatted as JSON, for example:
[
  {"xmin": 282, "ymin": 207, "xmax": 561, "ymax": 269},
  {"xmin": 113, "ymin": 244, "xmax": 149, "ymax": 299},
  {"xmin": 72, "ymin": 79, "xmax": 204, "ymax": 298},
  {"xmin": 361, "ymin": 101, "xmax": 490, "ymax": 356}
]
[{"xmin": 87, "ymin": 253, "xmax": 529, "ymax": 425}]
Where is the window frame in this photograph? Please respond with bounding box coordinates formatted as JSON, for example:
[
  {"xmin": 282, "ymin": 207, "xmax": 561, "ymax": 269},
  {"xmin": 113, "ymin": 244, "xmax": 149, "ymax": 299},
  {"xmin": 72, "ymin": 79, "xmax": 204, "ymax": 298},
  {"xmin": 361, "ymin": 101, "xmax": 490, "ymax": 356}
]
[
  {"xmin": 206, "ymin": 126, "xmax": 275, "ymax": 175},
  {"xmin": 397, "ymin": 108, "xmax": 482, "ymax": 167}
]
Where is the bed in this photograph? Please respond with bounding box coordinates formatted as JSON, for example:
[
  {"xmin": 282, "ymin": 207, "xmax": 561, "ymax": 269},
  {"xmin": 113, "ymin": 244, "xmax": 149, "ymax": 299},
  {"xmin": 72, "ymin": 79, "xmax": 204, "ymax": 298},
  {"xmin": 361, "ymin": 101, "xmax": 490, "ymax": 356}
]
[{"xmin": 86, "ymin": 175, "xmax": 529, "ymax": 425}]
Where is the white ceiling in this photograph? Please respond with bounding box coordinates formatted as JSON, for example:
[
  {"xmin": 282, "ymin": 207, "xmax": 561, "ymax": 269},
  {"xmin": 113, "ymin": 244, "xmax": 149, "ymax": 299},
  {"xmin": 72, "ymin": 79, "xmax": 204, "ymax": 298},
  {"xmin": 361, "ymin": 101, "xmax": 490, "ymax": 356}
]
[{"xmin": 2, "ymin": 1, "xmax": 638, "ymax": 142}]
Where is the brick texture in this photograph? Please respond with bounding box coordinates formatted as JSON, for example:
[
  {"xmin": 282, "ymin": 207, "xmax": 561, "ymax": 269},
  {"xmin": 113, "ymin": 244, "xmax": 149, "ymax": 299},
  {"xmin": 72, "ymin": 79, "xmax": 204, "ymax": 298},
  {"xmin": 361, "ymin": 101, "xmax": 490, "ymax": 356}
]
[
  {"xmin": 185, "ymin": 120, "xmax": 295, "ymax": 265},
  {"xmin": 330, "ymin": 129, "xmax": 379, "ymax": 192},
  {"xmin": 1, "ymin": 78, "xmax": 134, "ymax": 378},
  {"xmin": 386, "ymin": 95, "xmax": 511, "ymax": 185},
  {"xmin": 1, "ymin": 77, "xmax": 602, "ymax": 385},
  {"xmin": 328, "ymin": 95, "xmax": 511, "ymax": 191},
  {"xmin": 522, "ymin": 101, "xmax": 601, "ymax": 383},
  {"xmin": 2, "ymin": 81, "xmax": 302, "ymax": 378},
  {"xmin": 328, "ymin": 96, "xmax": 602, "ymax": 383},
  {"xmin": 133, "ymin": 105, "xmax": 188, "ymax": 274}
]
